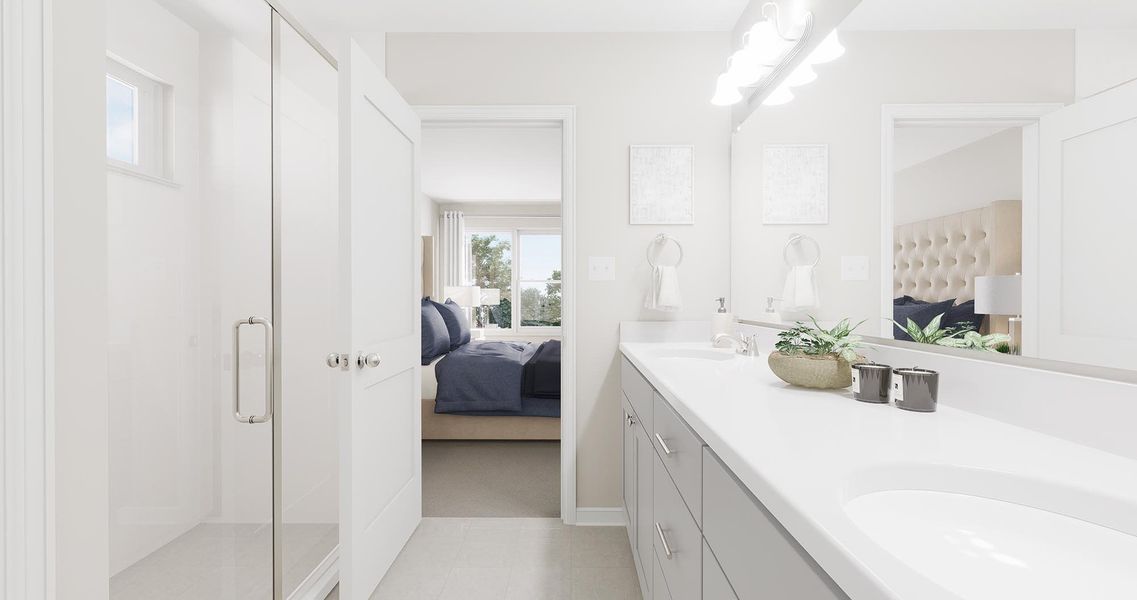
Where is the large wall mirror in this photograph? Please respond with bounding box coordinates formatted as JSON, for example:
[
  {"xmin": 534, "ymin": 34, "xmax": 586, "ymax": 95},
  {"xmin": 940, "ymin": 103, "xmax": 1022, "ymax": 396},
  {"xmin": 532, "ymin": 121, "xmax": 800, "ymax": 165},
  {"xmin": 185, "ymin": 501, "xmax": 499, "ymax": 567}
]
[{"xmin": 730, "ymin": 0, "xmax": 1137, "ymax": 375}]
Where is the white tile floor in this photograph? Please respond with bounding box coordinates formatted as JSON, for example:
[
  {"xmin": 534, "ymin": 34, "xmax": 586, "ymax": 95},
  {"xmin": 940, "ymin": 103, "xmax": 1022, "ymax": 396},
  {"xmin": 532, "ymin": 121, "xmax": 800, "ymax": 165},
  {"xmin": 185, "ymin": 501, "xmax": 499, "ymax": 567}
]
[
  {"xmin": 330, "ymin": 518, "xmax": 640, "ymax": 600},
  {"xmin": 111, "ymin": 523, "xmax": 337, "ymax": 600}
]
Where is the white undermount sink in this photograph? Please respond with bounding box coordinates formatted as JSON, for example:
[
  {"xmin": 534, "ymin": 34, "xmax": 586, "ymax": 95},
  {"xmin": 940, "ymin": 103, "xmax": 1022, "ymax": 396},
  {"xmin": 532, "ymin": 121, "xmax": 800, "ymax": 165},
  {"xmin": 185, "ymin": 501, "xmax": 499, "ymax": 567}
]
[{"xmin": 844, "ymin": 483, "xmax": 1137, "ymax": 599}]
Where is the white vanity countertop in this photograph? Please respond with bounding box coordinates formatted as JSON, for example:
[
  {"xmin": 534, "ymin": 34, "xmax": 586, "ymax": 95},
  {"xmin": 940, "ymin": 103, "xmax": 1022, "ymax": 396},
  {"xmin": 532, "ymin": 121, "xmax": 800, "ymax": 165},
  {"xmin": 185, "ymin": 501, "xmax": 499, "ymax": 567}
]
[{"xmin": 619, "ymin": 342, "xmax": 1137, "ymax": 600}]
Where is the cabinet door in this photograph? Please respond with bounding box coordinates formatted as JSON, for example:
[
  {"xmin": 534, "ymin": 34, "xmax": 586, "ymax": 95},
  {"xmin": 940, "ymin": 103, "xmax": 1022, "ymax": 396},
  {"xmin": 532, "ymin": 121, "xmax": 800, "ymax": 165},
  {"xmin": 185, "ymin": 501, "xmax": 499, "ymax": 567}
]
[
  {"xmin": 635, "ymin": 423, "xmax": 655, "ymax": 594},
  {"xmin": 622, "ymin": 394, "xmax": 637, "ymax": 549}
]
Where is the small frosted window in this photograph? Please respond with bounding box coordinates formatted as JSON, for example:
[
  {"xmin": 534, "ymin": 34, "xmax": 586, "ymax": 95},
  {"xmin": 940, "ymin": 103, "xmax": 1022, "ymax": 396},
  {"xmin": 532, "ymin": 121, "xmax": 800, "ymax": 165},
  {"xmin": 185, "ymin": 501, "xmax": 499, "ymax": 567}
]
[{"xmin": 106, "ymin": 75, "xmax": 138, "ymax": 165}]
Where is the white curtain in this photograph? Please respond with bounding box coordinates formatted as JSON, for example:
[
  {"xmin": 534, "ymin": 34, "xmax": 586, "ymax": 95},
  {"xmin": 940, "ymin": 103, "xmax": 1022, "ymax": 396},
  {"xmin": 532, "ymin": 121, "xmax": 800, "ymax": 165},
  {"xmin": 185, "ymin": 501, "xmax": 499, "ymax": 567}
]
[{"xmin": 438, "ymin": 210, "xmax": 468, "ymax": 294}]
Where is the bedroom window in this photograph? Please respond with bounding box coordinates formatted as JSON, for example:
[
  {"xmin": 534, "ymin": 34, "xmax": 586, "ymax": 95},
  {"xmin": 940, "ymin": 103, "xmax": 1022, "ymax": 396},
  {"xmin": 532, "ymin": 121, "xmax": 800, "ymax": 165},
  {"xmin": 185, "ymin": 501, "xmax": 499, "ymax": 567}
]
[
  {"xmin": 519, "ymin": 233, "xmax": 561, "ymax": 328},
  {"xmin": 106, "ymin": 57, "xmax": 172, "ymax": 181},
  {"xmin": 467, "ymin": 228, "xmax": 561, "ymax": 332}
]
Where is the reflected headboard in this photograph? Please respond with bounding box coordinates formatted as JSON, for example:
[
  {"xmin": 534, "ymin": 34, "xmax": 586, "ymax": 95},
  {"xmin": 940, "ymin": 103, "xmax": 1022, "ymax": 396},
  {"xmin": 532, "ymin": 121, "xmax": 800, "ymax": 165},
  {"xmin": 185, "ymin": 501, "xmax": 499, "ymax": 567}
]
[{"xmin": 893, "ymin": 200, "xmax": 1022, "ymax": 304}]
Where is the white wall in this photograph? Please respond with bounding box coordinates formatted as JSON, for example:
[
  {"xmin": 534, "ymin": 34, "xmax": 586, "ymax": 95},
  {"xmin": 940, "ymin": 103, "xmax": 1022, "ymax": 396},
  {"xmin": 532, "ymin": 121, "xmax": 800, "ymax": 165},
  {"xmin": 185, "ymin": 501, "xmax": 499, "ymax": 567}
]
[
  {"xmin": 387, "ymin": 33, "xmax": 733, "ymax": 508},
  {"xmin": 54, "ymin": 0, "xmax": 110, "ymax": 596},
  {"xmin": 894, "ymin": 127, "xmax": 1022, "ymax": 225},
  {"xmin": 106, "ymin": 0, "xmax": 207, "ymax": 574},
  {"xmin": 731, "ymin": 30, "xmax": 1073, "ymax": 327},
  {"xmin": 1076, "ymin": 29, "xmax": 1137, "ymax": 99}
]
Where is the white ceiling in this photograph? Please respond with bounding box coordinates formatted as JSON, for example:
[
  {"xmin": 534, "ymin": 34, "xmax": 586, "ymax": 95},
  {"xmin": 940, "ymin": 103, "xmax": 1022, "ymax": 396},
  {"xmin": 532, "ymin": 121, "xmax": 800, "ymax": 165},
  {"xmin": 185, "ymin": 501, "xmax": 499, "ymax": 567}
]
[
  {"xmin": 422, "ymin": 125, "xmax": 562, "ymax": 204},
  {"xmin": 287, "ymin": 0, "xmax": 749, "ymax": 33},
  {"xmin": 841, "ymin": 0, "xmax": 1137, "ymax": 30},
  {"xmin": 893, "ymin": 126, "xmax": 1012, "ymax": 172}
]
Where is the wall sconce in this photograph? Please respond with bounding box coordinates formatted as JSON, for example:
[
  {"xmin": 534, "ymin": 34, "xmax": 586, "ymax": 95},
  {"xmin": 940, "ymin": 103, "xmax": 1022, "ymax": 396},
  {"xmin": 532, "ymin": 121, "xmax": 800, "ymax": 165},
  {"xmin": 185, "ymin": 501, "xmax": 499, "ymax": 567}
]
[{"xmin": 712, "ymin": 2, "xmax": 845, "ymax": 108}]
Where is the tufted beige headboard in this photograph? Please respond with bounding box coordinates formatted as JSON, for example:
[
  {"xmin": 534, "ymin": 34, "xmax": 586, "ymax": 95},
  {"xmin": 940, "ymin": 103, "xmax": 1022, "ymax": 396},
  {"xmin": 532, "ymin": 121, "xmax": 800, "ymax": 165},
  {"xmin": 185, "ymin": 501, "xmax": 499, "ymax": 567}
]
[{"xmin": 894, "ymin": 200, "xmax": 1022, "ymax": 304}]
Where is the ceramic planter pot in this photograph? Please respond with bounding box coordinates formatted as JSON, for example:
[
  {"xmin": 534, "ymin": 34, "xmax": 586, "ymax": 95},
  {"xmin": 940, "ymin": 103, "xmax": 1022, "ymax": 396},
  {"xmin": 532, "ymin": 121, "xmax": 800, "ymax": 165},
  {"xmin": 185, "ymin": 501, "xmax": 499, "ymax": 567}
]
[{"xmin": 767, "ymin": 351, "xmax": 862, "ymax": 389}]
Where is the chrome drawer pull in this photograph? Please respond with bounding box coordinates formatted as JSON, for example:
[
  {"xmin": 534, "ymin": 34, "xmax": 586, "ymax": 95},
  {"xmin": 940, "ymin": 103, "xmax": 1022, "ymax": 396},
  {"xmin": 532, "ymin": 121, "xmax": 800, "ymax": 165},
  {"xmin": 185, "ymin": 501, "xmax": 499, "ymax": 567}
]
[
  {"xmin": 656, "ymin": 522, "xmax": 673, "ymax": 559},
  {"xmin": 655, "ymin": 433, "xmax": 675, "ymax": 456}
]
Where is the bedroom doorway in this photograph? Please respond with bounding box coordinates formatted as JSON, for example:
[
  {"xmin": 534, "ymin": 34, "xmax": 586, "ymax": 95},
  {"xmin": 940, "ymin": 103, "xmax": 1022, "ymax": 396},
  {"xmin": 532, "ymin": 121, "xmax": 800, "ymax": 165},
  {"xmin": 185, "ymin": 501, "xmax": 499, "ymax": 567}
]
[{"xmin": 416, "ymin": 106, "xmax": 577, "ymax": 520}]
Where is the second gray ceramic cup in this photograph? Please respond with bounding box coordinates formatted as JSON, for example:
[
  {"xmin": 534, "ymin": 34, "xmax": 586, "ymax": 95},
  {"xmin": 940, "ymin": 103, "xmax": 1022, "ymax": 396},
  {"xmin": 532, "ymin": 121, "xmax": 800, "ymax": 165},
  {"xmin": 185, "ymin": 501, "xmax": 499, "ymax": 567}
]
[{"xmin": 892, "ymin": 367, "xmax": 939, "ymax": 412}]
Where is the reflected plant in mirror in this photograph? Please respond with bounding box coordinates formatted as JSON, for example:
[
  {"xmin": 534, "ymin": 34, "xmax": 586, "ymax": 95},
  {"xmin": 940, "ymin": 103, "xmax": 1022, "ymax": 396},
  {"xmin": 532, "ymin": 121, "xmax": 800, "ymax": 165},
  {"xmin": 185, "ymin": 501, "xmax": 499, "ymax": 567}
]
[{"xmin": 893, "ymin": 313, "xmax": 1011, "ymax": 353}]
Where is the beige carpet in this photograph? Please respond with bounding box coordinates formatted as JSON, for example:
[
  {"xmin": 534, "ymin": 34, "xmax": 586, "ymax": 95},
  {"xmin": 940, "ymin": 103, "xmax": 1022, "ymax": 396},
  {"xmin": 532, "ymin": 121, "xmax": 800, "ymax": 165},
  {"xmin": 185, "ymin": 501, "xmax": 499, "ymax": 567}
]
[{"xmin": 422, "ymin": 440, "xmax": 560, "ymax": 518}]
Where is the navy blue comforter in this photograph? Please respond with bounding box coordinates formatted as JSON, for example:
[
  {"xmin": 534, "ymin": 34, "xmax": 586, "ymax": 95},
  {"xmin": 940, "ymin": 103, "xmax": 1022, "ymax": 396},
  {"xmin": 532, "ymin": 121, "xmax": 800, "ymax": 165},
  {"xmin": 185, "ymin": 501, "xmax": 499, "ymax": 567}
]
[{"xmin": 434, "ymin": 340, "xmax": 560, "ymax": 416}]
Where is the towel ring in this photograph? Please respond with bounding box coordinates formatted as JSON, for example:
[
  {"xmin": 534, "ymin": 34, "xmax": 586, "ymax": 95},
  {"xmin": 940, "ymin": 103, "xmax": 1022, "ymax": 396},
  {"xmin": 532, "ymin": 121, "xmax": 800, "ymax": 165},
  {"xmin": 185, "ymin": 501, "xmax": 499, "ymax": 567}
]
[
  {"xmin": 647, "ymin": 234, "xmax": 683, "ymax": 268},
  {"xmin": 784, "ymin": 234, "xmax": 820, "ymax": 267}
]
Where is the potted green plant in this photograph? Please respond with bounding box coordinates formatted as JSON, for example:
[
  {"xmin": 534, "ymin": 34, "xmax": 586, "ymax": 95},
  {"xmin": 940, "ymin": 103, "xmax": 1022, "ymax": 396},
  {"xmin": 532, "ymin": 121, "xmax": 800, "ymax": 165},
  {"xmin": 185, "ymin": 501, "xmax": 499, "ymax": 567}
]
[
  {"xmin": 894, "ymin": 313, "xmax": 1012, "ymax": 353},
  {"xmin": 769, "ymin": 317, "xmax": 866, "ymax": 389}
]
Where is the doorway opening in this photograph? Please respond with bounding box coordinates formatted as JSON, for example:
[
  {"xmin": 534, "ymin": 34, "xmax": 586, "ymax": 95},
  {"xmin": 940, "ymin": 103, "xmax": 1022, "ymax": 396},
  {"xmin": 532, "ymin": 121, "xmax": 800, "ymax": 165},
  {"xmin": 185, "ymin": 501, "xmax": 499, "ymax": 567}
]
[{"xmin": 416, "ymin": 107, "xmax": 577, "ymax": 521}]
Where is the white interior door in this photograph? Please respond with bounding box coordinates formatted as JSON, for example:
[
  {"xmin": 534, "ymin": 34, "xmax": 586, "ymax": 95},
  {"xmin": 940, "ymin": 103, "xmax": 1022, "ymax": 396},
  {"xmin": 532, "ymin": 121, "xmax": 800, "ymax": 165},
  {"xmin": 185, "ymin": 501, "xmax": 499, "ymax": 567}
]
[
  {"xmin": 337, "ymin": 40, "xmax": 423, "ymax": 599},
  {"xmin": 1035, "ymin": 78, "xmax": 1137, "ymax": 369}
]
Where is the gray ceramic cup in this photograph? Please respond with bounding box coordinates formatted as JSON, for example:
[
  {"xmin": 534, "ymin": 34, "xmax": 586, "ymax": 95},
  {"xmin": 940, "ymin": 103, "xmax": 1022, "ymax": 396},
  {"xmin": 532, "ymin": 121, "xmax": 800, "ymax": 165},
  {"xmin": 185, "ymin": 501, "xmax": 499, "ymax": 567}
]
[
  {"xmin": 851, "ymin": 363, "xmax": 891, "ymax": 403},
  {"xmin": 892, "ymin": 368, "xmax": 939, "ymax": 412}
]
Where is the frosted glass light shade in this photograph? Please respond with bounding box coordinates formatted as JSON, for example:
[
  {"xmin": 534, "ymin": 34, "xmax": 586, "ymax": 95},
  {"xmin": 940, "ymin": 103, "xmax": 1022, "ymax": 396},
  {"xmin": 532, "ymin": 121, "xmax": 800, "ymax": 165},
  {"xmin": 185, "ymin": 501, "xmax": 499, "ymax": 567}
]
[
  {"xmin": 974, "ymin": 275, "xmax": 1022, "ymax": 316},
  {"xmin": 762, "ymin": 85, "xmax": 795, "ymax": 106},
  {"xmin": 807, "ymin": 31, "xmax": 845, "ymax": 65},
  {"xmin": 712, "ymin": 75, "xmax": 743, "ymax": 106},
  {"xmin": 745, "ymin": 20, "xmax": 792, "ymax": 64},
  {"xmin": 724, "ymin": 50, "xmax": 771, "ymax": 87},
  {"xmin": 783, "ymin": 63, "xmax": 817, "ymax": 87}
]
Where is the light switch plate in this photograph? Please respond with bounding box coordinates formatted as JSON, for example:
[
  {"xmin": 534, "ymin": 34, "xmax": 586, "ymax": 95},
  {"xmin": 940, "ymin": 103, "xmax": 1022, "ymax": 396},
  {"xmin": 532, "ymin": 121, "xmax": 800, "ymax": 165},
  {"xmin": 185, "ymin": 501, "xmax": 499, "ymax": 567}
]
[
  {"xmin": 841, "ymin": 256, "xmax": 870, "ymax": 281},
  {"xmin": 589, "ymin": 256, "xmax": 616, "ymax": 281}
]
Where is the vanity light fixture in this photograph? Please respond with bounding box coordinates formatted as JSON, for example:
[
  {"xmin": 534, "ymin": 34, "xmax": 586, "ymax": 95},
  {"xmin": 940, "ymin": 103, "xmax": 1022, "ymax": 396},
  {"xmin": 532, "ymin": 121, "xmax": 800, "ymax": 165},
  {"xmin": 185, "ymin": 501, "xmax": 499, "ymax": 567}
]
[
  {"xmin": 762, "ymin": 84, "xmax": 795, "ymax": 106},
  {"xmin": 712, "ymin": 3, "xmax": 846, "ymax": 108}
]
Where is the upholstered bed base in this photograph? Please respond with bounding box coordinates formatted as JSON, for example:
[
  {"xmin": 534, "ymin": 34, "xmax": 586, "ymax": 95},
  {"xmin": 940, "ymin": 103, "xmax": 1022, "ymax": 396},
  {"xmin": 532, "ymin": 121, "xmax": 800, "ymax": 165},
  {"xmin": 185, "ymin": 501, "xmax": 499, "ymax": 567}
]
[
  {"xmin": 421, "ymin": 357, "xmax": 560, "ymax": 440},
  {"xmin": 422, "ymin": 399, "xmax": 560, "ymax": 440}
]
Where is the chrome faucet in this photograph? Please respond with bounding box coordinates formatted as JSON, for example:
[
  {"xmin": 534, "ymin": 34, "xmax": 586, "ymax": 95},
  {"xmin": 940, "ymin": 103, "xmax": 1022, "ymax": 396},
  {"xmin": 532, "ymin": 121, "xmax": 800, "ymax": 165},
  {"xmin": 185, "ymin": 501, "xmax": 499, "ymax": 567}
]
[{"xmin": 712, "ymin": 332, "xmax": 759, "ymax": 356}]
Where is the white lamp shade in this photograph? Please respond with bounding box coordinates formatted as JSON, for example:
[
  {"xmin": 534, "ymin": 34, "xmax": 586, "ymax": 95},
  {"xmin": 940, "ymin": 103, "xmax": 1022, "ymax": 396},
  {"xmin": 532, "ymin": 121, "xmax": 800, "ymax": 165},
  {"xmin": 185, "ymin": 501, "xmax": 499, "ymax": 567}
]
[
  {"xmin": 479, "ymin": 288, "xmax": 501, "ymax": 306},
  {"xmin": 444, "ymin": 285, "xmax": 481, "ymax": 308},
  {"xmin": 974, "ymin": 275, "xmax": 1022, "ymax": 316}
]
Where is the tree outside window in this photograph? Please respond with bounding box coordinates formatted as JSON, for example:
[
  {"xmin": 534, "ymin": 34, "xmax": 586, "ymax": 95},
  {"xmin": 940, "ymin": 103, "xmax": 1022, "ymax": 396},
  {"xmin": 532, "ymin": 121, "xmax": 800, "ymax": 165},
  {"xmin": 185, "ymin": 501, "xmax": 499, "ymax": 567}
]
[
  {"xmin": 467, "ymin": 230, "xmax": 561, "ymax": 330},
  {"xmin": 468, "ymin": 233, "xmax": 512, "ymax": 328}
]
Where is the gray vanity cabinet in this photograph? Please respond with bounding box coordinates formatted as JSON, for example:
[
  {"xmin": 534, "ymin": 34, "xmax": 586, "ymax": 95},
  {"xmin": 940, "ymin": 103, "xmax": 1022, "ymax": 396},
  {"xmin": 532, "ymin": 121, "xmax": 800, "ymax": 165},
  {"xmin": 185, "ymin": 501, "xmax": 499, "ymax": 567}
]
[
  {"xmin": 703, "ymin": 449, "xmax": 849, "ymax": 600},
  {"xmin": 622, "ymin": 394, "xmax": 637, "ymax": 550},
  {"xmin": 621, "ymin": 352, "xmax": 850, "ymax": 600}
]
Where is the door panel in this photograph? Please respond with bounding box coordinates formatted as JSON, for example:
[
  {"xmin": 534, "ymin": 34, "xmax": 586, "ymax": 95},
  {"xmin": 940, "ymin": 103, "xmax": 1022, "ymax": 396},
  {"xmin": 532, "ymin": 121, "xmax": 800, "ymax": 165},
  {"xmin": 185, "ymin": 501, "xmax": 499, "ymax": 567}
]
[
  {"xmin": 339, "ymin": 39, "xmax": 423, "ymax": 600},
  {"xmin": 1036, "ymin": 78, "xmax": 1137, "ymax": 369}
]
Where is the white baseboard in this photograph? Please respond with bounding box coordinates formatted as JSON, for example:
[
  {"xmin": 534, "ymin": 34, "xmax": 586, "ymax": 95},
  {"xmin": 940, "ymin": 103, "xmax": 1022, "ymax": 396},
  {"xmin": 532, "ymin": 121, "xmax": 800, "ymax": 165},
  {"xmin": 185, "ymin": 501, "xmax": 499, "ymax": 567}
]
[
  {"xmin": 288, "ymin": 547, "xmax": 339, "ymax": 600},
  {"xmin": 575, "ymin": 507, "xmax": 627, "ymax": 526}
]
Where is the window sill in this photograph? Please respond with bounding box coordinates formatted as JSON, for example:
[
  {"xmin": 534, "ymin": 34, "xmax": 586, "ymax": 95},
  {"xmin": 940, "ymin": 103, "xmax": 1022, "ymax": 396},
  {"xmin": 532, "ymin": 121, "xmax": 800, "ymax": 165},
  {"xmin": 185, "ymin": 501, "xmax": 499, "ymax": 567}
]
[{"xmin": 107, "ymin": 162, "xmax": 181, "ymax": 189}]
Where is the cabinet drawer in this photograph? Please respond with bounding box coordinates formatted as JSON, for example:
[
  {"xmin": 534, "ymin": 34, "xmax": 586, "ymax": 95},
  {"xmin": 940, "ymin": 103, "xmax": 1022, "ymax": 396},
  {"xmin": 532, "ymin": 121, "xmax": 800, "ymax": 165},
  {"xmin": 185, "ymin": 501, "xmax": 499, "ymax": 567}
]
[
  {"xmin": 702, "ymin": 449, "xmax": 848, "ymax": 600},
  {"xmin": 703, "ymin": 540, "xmax": 738, "ymax": 600},
  {"xmin": 621, "ymin": 356, "xmax": 654, "ymax": 432},
  {"xmin": 652, "ymin": 393, "xmax": 704, "ymax": 526},
  {"xmin": 653, "ymin": 454, "xmax": 701, "ymax": 600}
]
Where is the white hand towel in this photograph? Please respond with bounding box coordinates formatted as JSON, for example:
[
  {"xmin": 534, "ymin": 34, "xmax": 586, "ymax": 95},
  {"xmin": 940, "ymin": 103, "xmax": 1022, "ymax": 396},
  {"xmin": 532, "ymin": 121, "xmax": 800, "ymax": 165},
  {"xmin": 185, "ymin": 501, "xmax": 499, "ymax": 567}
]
[
  {"xmin": 645, "ymin": 265, "xmax": 683, "ymax": 312},
  {"xmin": 781, "ymin": 265, "xmax": 819, "ymax": 311}
]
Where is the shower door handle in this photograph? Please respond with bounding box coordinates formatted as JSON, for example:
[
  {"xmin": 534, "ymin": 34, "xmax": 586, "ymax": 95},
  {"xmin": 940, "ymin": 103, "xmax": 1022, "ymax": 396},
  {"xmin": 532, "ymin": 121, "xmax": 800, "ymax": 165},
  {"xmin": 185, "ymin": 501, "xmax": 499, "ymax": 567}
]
[{"xmin": 233, "ymin": 316, "xmax": 274, "ymax": 424}]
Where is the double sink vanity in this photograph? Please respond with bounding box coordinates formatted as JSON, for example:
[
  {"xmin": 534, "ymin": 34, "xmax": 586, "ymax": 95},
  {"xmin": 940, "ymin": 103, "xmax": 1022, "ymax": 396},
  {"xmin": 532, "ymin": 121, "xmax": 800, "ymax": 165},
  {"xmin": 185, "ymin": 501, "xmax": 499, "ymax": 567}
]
[{"xmin": 619, "ymin": 339, "xmax": 1137, "ymax": 600}]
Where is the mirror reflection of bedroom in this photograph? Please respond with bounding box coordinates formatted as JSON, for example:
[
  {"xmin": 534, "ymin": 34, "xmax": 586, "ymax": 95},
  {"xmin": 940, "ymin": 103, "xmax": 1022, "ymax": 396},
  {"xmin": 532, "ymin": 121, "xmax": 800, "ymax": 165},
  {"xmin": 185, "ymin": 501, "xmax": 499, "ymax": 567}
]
[
  {"xmin": 891, "ymin": 125, "xmax": 1023, "ymax": 351},
  {"xmin": 419, "ymin": 120, "xmax": 564, "ymax": 518}
]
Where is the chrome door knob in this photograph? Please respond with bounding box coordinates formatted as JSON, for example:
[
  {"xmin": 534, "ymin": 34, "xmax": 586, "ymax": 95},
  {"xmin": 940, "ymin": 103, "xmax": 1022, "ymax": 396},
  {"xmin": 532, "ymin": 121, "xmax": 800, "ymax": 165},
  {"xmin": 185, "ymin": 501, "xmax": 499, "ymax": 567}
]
[
  {"xmin": 358, "ymin": 353, "xmax": 381, "ymax": 368},
  {"xmin": 326, "ymin": 353, "xmax": 345, "ymax": 369}
]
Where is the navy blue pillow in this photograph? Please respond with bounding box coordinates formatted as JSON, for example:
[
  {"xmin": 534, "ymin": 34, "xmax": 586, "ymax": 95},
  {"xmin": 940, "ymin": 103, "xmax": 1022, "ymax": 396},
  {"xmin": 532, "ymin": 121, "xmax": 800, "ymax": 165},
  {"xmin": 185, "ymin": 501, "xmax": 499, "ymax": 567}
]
[
  {"xmin": 894, "ymin": 299, "xmax": 956, "ymax": 341},
  {"xmin": 893, "ymin": 295, "xmax": 926, "ymax": 306},
  {"xmin": 431, "ymin": 298, "xmax": 471, "ymax": 350},
  {"xmin": 944, "ymin": 299, "xmax": 984, "ymax": 333},
  {"xmin": 421, "ymin": 299, "xmax": 451, "ymax": 365}
]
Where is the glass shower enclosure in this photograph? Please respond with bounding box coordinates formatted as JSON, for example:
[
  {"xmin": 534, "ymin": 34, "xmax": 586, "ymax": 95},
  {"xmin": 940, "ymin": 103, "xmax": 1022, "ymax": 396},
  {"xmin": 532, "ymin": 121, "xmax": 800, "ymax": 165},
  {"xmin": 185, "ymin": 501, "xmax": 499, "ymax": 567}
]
[{"xmin": 106, "ymin": 0, "xmax": 340, "ymax": 598}]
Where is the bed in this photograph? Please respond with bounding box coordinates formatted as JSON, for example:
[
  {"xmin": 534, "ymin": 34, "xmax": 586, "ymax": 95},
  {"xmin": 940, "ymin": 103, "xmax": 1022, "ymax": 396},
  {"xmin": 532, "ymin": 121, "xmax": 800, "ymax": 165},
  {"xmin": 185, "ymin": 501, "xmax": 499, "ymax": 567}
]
[
  {"xmin": 421, "ymin": 339, "xmax": 561, "ymax": 441},
  {"xmin": 892, "ymin": 199, "xmax": 1021, "ymax": 339}
]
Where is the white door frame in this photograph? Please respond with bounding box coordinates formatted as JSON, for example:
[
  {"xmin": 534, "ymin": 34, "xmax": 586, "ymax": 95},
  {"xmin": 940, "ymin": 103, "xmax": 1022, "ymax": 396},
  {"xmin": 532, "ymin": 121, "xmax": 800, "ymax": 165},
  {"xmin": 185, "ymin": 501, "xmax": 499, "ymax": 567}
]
[
  {"xmin": 879, "ymin": 103, "xmax": 1062, "ymax": 341},
  {"xmin": 414, "ymin": 105, "xmax": 579, "ymax": 524},
  {"xmin": 2, "ymin": 0, "xmax": 54, "ymax": 597}
]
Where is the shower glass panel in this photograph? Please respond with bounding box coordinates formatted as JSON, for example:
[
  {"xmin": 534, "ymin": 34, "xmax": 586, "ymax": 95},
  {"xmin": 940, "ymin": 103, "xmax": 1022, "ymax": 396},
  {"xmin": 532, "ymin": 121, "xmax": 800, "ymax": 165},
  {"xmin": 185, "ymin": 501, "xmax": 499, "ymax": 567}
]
[
  {"xmin": 107, "ymin": 0, "xmax": 310, "ymax": 597},
  {"xmin": 277, "ymin": 15, "xmax": 341, "ymax": 598}
]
